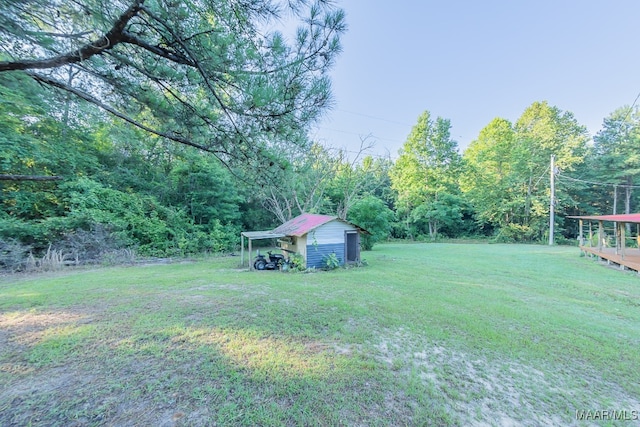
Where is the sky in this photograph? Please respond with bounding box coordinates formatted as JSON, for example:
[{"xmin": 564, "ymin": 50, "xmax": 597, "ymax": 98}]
[{"xmin": 309, "ymin": 1, "xmax": 640, "ymax": 159}]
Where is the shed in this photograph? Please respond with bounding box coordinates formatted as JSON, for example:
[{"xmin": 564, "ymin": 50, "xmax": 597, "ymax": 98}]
[{"xmin": 241, "ymin": 213, "xmax": 370, "ymax": 269}]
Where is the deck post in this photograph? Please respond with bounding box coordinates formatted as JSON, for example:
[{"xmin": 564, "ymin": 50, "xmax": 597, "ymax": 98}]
[
  {"xmin": 578, "ymin": 219, "xmax": 584, "ymax": 246},
  {"xmin": 598, "ymin": 221, "xmax": 604, "ymax": 252},
  {"xmin": 241, "ymin": 234, "xmax": 245, "ymax": 267},
  {"xmin": 620, "ymin": 222, "xmax": 626, "ymax": 259}
]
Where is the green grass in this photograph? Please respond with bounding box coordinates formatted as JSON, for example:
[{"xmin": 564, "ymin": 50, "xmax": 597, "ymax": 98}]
[{"xmin": 1, "ymin": 243, "xmax": 639, "ymax": 426}]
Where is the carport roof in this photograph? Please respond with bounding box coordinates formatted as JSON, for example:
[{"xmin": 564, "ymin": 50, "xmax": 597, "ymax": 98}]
[{"xmin": 240, "ymin": 231, "xmax": 286, "ymax": 240}]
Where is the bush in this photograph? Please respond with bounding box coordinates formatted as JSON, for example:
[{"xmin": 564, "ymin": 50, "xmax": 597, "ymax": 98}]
[
  {"xmin": 0, "ymin": 238, "xmax": 31, "ymax": 272},
  {"xmin": 287, "ymin": 252, "xmax": 306, "ymax": 272},
  {"xmin": 53, "ymin": 224, "xmax": 131, "ymax": 265},
  {"xmin": 494, "ymin": 223, "xmax": 537, "ymax": 243},
  {"xmin": 322, "ymin": 252, "xmax": 341, "ymax": 270}
]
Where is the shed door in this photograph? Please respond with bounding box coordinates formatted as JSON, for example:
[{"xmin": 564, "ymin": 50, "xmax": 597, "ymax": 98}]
[{"xmin": 345, "ymin": 231, "xmax": 359, "ymax": 263}]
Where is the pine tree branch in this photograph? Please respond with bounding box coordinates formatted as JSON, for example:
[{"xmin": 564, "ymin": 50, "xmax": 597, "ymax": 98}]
[
  {"xmin": 27, "ymin": 71, "xmax": 223, "ymax": 155},
  {"xmin": 0, "ymin": 0, "xmax": 146, "ymax": 72}
]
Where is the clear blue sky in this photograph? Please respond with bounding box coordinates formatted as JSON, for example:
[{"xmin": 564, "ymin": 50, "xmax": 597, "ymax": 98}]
[{"xmin": 310, "ymin": 1, "xmax": 640, "ymax": 159}]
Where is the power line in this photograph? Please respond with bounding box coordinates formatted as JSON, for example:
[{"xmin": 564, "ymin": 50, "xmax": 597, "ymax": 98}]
[
  {"xmin": 314, "ymin": 126, "xmax": 405, "ymax": 145},
  {"xmin": 622, "ymin": 90, "xmax": 640, "ymax": 122},
  {"xmin": 334, "ymin": 109, "xmax": 413, "ymax": 127},
  {"xmin": 557, "ymin": 173, "xmax": 640, "ymax": 189}
]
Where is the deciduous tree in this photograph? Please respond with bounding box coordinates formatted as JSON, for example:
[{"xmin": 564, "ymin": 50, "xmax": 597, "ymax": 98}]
[
  {"xmin": 389, "ymin": 110, "xmax": 461, "ymax": 239},
  {"xmin": 592, "ymin": 105, "xmax": 640, "ymax": 216},
  {"xmin": 461, "ymin": 117, "xmax": 516, "ymax": 231}
]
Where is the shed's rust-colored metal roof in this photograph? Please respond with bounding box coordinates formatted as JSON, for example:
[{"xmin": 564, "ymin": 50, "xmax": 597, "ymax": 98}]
[
  {"xmin": 272, "ymin": 213, "xmax": 370, "ymax": 237},
  {"xmin": 272, "ymin": 213, "xmax": 338, "ymax": 237}
]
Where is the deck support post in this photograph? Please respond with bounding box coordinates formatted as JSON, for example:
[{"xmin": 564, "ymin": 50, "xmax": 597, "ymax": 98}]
[
  {"xmin": 578, "ymin": 220, "xmax": 584, "ymax": 247},
  {"xmin": 620, "ymin": 222, "xmax": 626, "ymax": 259},
  {"xmin": 598, "ymin": 221, "xmax": 604, "ymax": 252},
  {"xmin": 241, "ymin": 234, "xmax": 245, "ymax": 267}
]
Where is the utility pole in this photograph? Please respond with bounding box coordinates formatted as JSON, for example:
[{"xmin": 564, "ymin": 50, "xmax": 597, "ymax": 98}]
[{"xmin": 549, "ymin": 154, "xmax": 555, "ymax": 246}]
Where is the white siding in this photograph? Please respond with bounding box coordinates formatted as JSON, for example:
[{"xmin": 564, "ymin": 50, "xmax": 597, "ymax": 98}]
[{"xmin": 307, "ymin": 220, "xmax": 356, "ymax": 245}]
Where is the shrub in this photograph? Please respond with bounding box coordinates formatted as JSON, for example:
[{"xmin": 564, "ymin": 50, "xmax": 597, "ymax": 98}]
[
  {"xmin": 53, "ymin": 224, "xmax": 128, "ymax": 264},
  {"xmin": 0, "ymin": 238, "xmax": 32, "ymax": 272},
  {"xmin": 287, "ymin": 252, "xmax": 306, "ymax": 272},
  {"xmin": 494, "ymin": 223, "xmax": 537, "ymax": 243},
  {"xmin": 323, "ymin": 252, "xmax": 341, "ymax": 270}
]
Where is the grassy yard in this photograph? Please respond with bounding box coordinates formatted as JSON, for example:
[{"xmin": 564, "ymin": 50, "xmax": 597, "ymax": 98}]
[{"xmin": 1, "ymin": 243, "xmax": 639, "ymax": 426}]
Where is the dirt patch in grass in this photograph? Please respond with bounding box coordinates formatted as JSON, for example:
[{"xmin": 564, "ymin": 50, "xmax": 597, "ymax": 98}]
[
  {"xmin": 0, "ymin": 301, "xmax": 387, "ymax": 426},
  {"xmin": 0, "ymin": 310, "xmax": 92, "ymax": 345},
  {"xmin": 0, "ymin": 309, "xmax": 101, "ymax": 376},
  {"xmin": 369, "ymin": 327, "xmax": 640, "ymax": 426}
]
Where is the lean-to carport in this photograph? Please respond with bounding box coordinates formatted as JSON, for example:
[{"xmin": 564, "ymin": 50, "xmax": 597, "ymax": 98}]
[
  {"xmin": 240, "ymin": 231, "xmax": 286, "ymax": 270},
  {"xmin": 571, "ymin": 213, "xmax": 640, "ymax": 272}
]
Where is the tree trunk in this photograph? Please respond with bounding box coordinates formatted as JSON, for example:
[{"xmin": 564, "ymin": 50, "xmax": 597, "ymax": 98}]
[
  {"xmin": 428, "ymin": 221, "xmax": 438, "ymax": 240},
  {"xmin": 405, "ymin": 216, "xmax": 414, "ymax": 241}
]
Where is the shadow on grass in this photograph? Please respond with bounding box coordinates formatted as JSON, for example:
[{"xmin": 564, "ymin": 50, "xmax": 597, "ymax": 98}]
[{"xmin": 0, "ymin": 301, "xmax": 440, "ymax": 426}]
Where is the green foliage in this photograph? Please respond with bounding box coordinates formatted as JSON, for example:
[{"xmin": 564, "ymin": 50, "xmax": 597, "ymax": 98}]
[
  {"xmin": 410, "ymin": 193, "xmax": 471, "ymax": 240},
  {"xmin": 322, "ymin": 252, "xmax": 341, "ymax": 270},
  {"xmin": 165, "ymin": 156, "xmax": 242, "ymax": 226},
  {"xmin": 3, "ymin": 29, "xmax": 640, "ymax": 259},
  {"xmin": 348, "ymin": 195, "xmax": 394, "ymax": 250},
  {"xmin": 591, "ymin": 105, "xmax": 640, "ymax": 215},
  {"xmin": 287, "ymin": 252, "xmax": 306, "ymax": 272},
  {"xmin": 460, "ymin": 117, "xmax": 516, "ymax": 229},
  {"xmin": 0, "ymin": 0, "xmax": 346, "ymax": 174},
  {"xmin": 461, "ymin": 101, "xmax": 589, "ymax": 242},
  {"xmin": 494, "ymin": 223, "xmax": 537, "ymax": 243},
  {"xmin": 60, "ymin": 177, "xmax": 239, "ymax": 257},
  {"xmin": 390, "ymin": 111, "xmax": 463, "ymax": 240},
  {"xmin": 390, "ymin": 111, "xmax": 461, "ymax": 211}
]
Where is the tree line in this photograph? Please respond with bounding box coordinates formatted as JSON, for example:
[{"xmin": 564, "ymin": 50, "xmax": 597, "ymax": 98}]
[
  {"xmin": 392, "ymin": 103, "xmax": 640, "ymax": 244},
  {"xmin": 1, "ymin": 1, "xmax": 639, "ymax": 270}
]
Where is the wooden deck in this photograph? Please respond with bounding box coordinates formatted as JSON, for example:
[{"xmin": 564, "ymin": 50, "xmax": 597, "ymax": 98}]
[{"xmin": 580, "ymin": 246, "xmax": 640, "ymax": 273}]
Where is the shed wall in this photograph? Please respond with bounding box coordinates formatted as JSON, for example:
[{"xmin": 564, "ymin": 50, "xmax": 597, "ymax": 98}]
[
  {"xmin": 307, "ymin": 220, "xmax": 356, "ymax": 245},
  {"xmin": 306, "ymin": 243, "xmax": 344, "ymax": 269},
  {"xmin": 304, "ymin": 220, "xmax": 357, "ymax": 268},
  {"xmin": 279, "ymin": 235, "xmax": 307, "ymax": 262}
]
